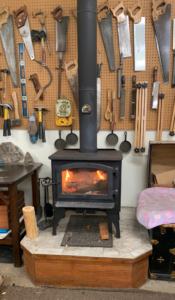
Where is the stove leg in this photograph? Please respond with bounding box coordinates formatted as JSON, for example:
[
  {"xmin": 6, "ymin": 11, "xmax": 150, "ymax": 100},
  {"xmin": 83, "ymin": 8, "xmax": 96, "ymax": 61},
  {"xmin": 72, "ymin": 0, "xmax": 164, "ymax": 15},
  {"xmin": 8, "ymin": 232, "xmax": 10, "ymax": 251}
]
[
  {"xmin": 106, "ymin": 211, "xmax": 120, "ymax": 238},
  {"xmin": 53, "ymin": 207, "xmax": 65, "ymax": 235}
]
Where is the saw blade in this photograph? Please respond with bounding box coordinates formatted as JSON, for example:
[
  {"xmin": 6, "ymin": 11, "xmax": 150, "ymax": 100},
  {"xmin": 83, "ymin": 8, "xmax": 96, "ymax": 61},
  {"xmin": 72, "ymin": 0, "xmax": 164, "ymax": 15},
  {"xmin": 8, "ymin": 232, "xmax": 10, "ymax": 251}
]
[
  {"xmin": 154, "ymin": 4, "xmax": 171, "ymax": 84},
  {"xmin": 0, "ymin": 15, "xmax": 18, "ymax": 87},
  {"xmin": 133, "ymin": 17, "xmax": 145, "ymax": 71},
  {"xmin": 68, "ymin": 72, "xmax": 79, "ymax": 109},
  {"xmin": 56, "ymin": 16, "xmax": 69, "ymax": 52},
  {"xmin": 99, "ymin": 13, "xmax": 115, "ymax": 71},
  {"xmin": 19, "ymin": 17, "xmax": 34, "ymax": 60},
  {"xmin": 152, "ymin": 82, "xmax": 160, "ymax": 109},
  {"xmin": 118, "ymin": 16, "xmax": 131, "ymax": 58}
]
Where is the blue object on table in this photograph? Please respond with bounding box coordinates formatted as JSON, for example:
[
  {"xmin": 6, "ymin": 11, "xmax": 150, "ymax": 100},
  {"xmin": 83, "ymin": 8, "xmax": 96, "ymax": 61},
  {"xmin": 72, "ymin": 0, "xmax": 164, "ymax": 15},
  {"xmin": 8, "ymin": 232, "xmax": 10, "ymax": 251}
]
[
  {"xmin": 0, "ymin": 229, "xmax": 8, "ymax": 233},
  {"xmin": 0, "ymin": 161, "xmax": 5, "ymax": 167}
]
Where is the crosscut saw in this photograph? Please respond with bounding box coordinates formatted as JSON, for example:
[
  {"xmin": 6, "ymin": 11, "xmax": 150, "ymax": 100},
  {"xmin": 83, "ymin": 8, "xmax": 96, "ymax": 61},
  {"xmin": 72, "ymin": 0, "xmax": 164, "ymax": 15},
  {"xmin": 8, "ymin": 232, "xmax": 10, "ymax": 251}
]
[
  {"xmin": 13, "ymin": 6, "xmax": 34, "ymax": 60},
  {"xmin": 152, "ymin": 1, "xmax": 171, "ymax": 84},
  {"xmin": 0, "ymin": 6, "xmax": 18, "ymax": 87},
  {"xmin": 65, "ymin": 60, "xmax": 79, "ymax": 109},
  {"xmin": 97, "ymin": 50, "xmax": 103, "ymax": 133},
  {"xmin": 128, "ymin": 2, "xmax": 145, "ymax": 71},
  {"xmin": 111, "ymin": 1, "xmax": 131, "ymax": 58},
  {"xmin": 97, "ymin": 1, "xmax": 115, "ymax": 72}
]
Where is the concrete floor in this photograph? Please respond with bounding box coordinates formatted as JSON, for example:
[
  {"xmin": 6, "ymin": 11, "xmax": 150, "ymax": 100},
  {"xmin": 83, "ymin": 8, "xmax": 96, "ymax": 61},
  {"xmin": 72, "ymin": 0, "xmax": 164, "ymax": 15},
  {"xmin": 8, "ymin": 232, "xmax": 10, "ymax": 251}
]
[{"xmin": 0, "ymin": 263, "xmax": 175, "ymax": 293}]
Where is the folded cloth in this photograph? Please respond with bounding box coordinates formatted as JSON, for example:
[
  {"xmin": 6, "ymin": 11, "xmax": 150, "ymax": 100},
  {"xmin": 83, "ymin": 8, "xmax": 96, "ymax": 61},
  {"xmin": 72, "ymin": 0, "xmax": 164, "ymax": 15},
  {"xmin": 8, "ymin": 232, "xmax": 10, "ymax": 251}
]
[{"xmin": 137, "ymin": 187, "xmax": 175, "ymax": 229}]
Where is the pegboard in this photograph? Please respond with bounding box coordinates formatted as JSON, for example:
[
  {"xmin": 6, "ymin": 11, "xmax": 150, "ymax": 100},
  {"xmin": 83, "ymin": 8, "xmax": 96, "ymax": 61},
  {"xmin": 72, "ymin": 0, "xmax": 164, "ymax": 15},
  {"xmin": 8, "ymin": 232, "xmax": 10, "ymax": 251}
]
[{"xmin": 0, "ymin": 0, "xmax": 174, "ymax": 131}]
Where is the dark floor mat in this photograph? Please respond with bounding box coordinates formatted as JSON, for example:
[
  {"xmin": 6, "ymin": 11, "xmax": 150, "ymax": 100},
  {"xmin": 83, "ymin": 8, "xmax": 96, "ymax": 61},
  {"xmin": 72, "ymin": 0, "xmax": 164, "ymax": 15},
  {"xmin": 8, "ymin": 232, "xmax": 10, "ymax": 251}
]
[
  {"xmin": 0, "ymin": 245, "xmax": 14, "ymax": 263},
  {"xmin": 61, "ymin": 215, "xmax": 112, "ymax": 247}
]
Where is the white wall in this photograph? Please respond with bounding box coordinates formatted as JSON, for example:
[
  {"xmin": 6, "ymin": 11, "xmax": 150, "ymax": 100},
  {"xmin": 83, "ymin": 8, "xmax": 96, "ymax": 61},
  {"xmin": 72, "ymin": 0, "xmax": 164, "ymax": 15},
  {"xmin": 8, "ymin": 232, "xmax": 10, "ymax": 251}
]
[{"xmin": 1, "ymin": 129, "xmax": 174, "ymax": 207}]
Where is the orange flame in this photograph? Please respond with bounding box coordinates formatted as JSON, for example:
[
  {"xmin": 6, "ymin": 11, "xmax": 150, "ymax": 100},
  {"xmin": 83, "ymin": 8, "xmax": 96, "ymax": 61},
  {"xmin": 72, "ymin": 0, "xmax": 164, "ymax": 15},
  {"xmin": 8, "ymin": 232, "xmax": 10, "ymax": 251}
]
[
  {"xmin": 97, "ymin": 170, "xmax": 105, "ymax": 180},
  {"xmin": 65, "ymin": 170, "xmax": 70, "ymax": 181}
]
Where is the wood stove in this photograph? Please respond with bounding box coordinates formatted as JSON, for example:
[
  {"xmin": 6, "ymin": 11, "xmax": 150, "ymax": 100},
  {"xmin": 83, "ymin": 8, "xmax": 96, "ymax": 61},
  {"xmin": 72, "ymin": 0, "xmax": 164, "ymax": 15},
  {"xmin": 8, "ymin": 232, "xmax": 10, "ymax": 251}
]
[
  {"xmin": 49, "ymin": 0, "xmax": 123, "ymax": 238},
  {"xmin": 49, "ymin": 149, "xmax": 122, "ymax": 238}
]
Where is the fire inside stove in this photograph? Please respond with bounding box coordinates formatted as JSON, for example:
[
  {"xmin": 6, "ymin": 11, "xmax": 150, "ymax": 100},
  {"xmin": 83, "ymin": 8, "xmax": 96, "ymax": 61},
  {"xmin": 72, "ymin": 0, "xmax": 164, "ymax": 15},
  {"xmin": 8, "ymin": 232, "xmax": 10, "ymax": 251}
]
[{"xmin": 62, "ymin": 169, "xmax": 108, "ymax": 195}]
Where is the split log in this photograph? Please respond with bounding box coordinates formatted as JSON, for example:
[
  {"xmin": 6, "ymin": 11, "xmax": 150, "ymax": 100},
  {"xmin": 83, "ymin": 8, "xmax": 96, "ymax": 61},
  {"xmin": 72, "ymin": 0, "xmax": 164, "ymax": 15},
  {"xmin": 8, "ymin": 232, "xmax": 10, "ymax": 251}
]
[
  {"xmin": 71, "ymin": 180, "xmax": 108, "ymax": 194},
  {"xmin": 0, "ymin": 274, "xmax": 4, "ymax": 286},
  {"xmin": 99, "ymin": 222, "xmax": 109, "ymax": 240},
  {"xmin": 22, "ymin": 206, "xmax": 38, "ymax": 239}
]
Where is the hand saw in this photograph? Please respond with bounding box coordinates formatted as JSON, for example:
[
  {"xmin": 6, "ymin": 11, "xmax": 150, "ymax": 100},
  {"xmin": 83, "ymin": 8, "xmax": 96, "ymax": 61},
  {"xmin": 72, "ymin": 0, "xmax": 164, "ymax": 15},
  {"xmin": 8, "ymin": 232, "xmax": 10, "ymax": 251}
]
[
  {"xmin": 97, "ymin": 50, "xmax": 103, "ymax": 133},
  {"xmin": 152, "ymin": 1, "xmax": 171, "ymax": 84},
  {"xmin": 111, "ymin": 1, "xmax": 131, "ymax": 58},
  {"xmin": 97, "ymin": 1, "xmax": 115, "ymax": 72},
  {"xmin": 13, "ymin": 6, "xmax": 34, "ymax": 60},
  {"xmin": 0, "ymin": 6, "xmax": 18, "ymax": 87},
  {"xmin": 65, "ymin": 60, "xmax": 79, "ymax": 109}
]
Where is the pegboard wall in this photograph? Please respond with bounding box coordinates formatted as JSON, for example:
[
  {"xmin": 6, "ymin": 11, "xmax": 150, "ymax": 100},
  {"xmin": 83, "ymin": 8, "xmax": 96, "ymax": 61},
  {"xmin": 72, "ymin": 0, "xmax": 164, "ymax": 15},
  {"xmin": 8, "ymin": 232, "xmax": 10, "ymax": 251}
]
[{"xmin": 0, "ymin": 0, "xmax": 174, "ymax": 131}]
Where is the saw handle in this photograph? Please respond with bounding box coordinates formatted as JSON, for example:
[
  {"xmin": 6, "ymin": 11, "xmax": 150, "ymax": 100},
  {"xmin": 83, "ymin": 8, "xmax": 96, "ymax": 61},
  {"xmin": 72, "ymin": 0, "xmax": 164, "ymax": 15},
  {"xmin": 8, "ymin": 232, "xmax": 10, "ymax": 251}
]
[
  {"xmin": 97, "ymin": 0, "xmax": 110, "ymax": 22},
  {"xmin": 0, "ymin": 6, "xmax": 10, "ymax": 30},
  {"xmin": 152, "ymin": 0, "xmax": 167, "ymax": 22},
  {"xmin": 122, "ymin": 75, "xmax": 125, "ymax": 88},
  {"xmin": 111, "ymin": 1, "xmax": 126, "ymax": 24},
  {"xmin": 153, "ymin": 67, "xmax": 158, "ymax": 83},
  {"xmin": 133, "ymin": 75, "xmax": 136, "ymax": 87},
  {"xmin": 13, "ymin": 6, "xmax": 27, "ymax": 29},
  {"xmin": 52, "ymin": 6, "xmax": 62, "ymax": 23},
  {"xmin": 65, "ymin": 60, "xmax": 78, "ymax": 80},
  {"xmin": 128, "ymin": 2, "xmax": 142, "ymax": 24},
  {"xmin": 32, "ymin": 8, "xmax": 46, "ymax": 24},
  {"xmin": 12, "ymin": 92, "xmax": 19, "ymax": 120}
]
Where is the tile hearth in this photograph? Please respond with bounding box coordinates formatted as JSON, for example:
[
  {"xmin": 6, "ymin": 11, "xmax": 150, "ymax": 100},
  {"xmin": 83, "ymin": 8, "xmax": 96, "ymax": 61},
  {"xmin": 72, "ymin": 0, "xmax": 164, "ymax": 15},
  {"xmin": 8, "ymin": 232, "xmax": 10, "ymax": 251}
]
[{"xmin": 21, "ymin": 207, "xmax": 152, "ymax": 259}]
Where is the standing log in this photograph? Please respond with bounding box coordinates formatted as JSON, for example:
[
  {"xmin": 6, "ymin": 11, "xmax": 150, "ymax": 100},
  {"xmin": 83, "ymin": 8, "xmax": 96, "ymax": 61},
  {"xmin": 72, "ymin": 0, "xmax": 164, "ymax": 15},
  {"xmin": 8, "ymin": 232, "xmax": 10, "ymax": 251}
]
[
  {"xmin": 22, "ymin": 206, "xmax": 38, "ymax": 239},
  {"xmin": 99, "ymin": 222, "xmax": 109, "ymax": 240}
]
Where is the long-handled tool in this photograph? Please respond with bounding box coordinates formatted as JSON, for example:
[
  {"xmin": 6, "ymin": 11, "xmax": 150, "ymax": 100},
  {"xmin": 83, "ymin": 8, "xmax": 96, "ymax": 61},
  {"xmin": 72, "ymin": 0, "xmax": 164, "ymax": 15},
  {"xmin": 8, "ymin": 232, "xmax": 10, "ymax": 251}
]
[
  {"xmin": 0, "ymin": 103, "xmax": 14, "ymax": 136},
  {"xmin": 52, "ymin": 6, "xmax": 69, "ymax": 100},
  {"xmin": 105, "ymin": 89, "xmax": 111, "ymax": 120},
  {"xmin": 13, "ymin": 6, "xmax": 34, "ymax": 60},
  {"xmin": 106, "ymin": 90, "xmax": 118, "ymax": 146},
  {"xmin": 0, "ymin": 7, "xmax": 18, "ymax": 87},
  {"xmin": 31, "ymin": 30, "xmax": 46, "ymax": 66},
  {"xmin": 111, "ymin": 1, "xmax": 131, "ymax": 58},
  {"xmin": 0, "ymin": 88, "xmax": 3, "ymax": 118},
  {"xmin": 134, "ymin": 82, "xmax": 142, "ymax": 153},
  {"xmin": 131, "ymin": 75, "xmax": 136, "ymax": 119},
  {"xmin": 157, "ymin": 93, "xmax": 165, "ymax": 141},
  {"xmin": 172, "ymin": 19, "xmax": 175, "ymax": 87},
  {"xmin": 152, "ymin": 67, "xmax": 160, "ymax": 109},
  {"xmin": 97, "ymin": 50, "xmax": 103, "ymax": 132},
  {"xmin": 120, "ymin": 75, "xmax": 126, "ymax": 119},
  {"xmin": 128, "ymin": 2, "xmax": 145, "ymax": 71},
  {"xmin": 117, "ymin": 53, "xmax": 123, "ymax": 99},
  {"xmin": 169, "ymin": 100, "xmax": 175, "ymax": 136},
  {"xmin": 34, "ymin": 106, "xmax": 49, "ymax": 143},
  {"xmin": 32, "ymin": 9, "xmax": 51, "ymax": 55},
  {"xmin": 18, "ymin": 43, "xmax": 28, "ymax": 117},
  {"xmin": 1, "ymin": 69, "xmax": 10, "ymax": 99},
  {"xmin": 140, "ymin": 82, "xmax": 148, "ymax": 152},
  {"xmin": 152, "ymin": 1, "xmax": 171, "ymax": 84},
  {"xmin": 97, "ymin": 1, "xmax": 115, "ymax": 71}
]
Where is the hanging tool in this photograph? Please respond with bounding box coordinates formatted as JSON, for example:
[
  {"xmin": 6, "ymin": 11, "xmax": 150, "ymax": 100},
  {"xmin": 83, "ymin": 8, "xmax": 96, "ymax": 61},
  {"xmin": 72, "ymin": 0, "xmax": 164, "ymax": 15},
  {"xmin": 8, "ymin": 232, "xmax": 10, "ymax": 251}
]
[
  {"xmin": 120, "ymin": 75, "xmax": 126, "ymax": 119},
  {"xmin": 152, "ymin": 67, "xmax": 160, "ymax": 109},
  {"xmin": 32, "ymin": 9, "xmax": 51, "ymax": 55},
  {"xmin": 0, "ymin": 54, "xmax": 2, "ymax": 81},
  {"xmin": 157, "ymin": 93, "xmax": 165, "ymax": 141},
  {"xmin": 55, "ymin": 130, "xmax": 66, "ymax": 150},
  {"xmin": 27, "ymin": 112, "xmax": 38, "ymax": 144},
  {"xmin": 131, "ymin": 75, "xmax": 136, "ymax": 119},
  {"xmin": 13, "ymin": 6, "xmax": 34, "ymax": 60},
  {"xmin": 52, "ymin": 6, "xmax": 69, "ymax": 100},
  {"xmin": 140, "ymin": 82, "xmax": 148, "ymax": 152},
  {"xmin": 0, "ymin": 88, "xmax": 3, "ymax": 118},
  {"xmin": 97, "ymin": 1, "xmax": 115, "ymax": 71},
  {"xmin": 117, "ymin": 53, "xmax": 123, "ymax": 99},
  {"xmin": 128, "ymin": 3, "xmax": 145, "ymax": 71},
  {"xmin": 33, "ymin": 59, "xmax": 52, "ymax": 101},
  {"xmin": 172, "ymin": 19, "xmax": 175, "ymax": 87},
  {"xmin": 34, "ymin": 106, "xmax": 49, "ymax": 143},
  {"xmin": 169, "ymin": 100, "xmax": 175, "ymax": 136},
  {"xmin": 18, "ymin": 43, "xmax": 28, "ymax": 118},
  {"xmin": 65, "ymin": 59, "xmax": 79, "ymax": 109},
  {"xmin": 97, "ymin": 50, "xmax": 103, "ymax": 133},
  {"xmin": 0, "ymin": 103, "xmax": 14, "ymax": 136},
  {"xmin": 111, "ymin": 1, "xmax": 131, "ymax": 58},
  {"xmin": 11, "ymin": 92, "xmax": 21, "ymax": 126},
  {"xmin": 31, "ymin": 30, "xmax": 46, "ymax": 66},
  {"xmin": 1, "ymin": 69, "xmax": 10, "ymax": 99},
  {"xmin": 152, "ymin": 1, "xmax": 171, "ymax": 84},
  {"xmin": 105, "ymin": 89, "xmax": 111, "ymax": 120},
  {"xmin": 134, "ymin": 82, "xmax": 142, "ymax": 153},
  {"xmin": 55, "ymin": 95, "xmax": 72, "ymax": 126},
  {"xmin": 106, "ymin": 91, "xmax": 118, "ymax": 146},
  {"xmin": 29, "ymin": 73, "xmax": 43, "ymax": 101},
  {"xmin": 0, "ymin": 7, "xmax": 18, "ymax": 87},
  {"xmin": 119, "ymin": 132, "xmax": 131, "ymax": 154},
  {"xmin": 66, "ymin": 124, "xmax": 78, "ymax": 146}
]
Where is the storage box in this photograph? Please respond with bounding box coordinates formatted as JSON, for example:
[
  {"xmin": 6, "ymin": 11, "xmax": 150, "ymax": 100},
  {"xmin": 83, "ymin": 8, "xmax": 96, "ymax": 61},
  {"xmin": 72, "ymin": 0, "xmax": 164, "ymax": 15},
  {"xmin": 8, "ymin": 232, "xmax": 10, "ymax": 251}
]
[
  {"xmin": 0, "ymin": 191, "xmax": 25, "ymax": 230},
  {"xmin": 148, "ymin": 141, "xmax": 175, "ymax": 188}
]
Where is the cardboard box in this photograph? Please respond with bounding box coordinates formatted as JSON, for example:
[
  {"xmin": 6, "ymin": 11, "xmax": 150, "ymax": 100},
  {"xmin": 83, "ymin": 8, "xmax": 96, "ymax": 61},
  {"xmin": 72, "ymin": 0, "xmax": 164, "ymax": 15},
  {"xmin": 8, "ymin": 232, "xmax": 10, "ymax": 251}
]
[{"xmin": 153, "ymin": 169, "xmax": 175, "ymax": 185}]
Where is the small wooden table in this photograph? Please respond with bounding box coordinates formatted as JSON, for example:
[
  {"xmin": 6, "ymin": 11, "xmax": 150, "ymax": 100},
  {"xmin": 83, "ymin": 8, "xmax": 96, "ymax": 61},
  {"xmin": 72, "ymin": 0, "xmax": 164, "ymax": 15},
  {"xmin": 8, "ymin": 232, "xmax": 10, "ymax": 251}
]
[{"xmin": 0, "ymin": 163, "xmax": 42, "ymax": 267}]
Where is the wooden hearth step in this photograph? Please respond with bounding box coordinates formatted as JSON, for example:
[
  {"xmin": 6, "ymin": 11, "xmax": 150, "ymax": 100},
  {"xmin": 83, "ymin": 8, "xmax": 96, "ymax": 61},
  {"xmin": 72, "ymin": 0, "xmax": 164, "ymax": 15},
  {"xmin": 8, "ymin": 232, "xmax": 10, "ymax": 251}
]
[{"xmin": 55, "ymin": 201, "xmax": 115, "ymax": 209}]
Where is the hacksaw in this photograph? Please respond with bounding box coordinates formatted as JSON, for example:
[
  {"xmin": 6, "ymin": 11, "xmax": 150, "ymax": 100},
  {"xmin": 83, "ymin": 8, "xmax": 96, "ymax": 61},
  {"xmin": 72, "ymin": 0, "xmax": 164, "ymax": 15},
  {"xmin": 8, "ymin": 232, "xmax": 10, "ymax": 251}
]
[{"xmin": 18, "ymin": 43, "xmax": 28, "ymax": 118}]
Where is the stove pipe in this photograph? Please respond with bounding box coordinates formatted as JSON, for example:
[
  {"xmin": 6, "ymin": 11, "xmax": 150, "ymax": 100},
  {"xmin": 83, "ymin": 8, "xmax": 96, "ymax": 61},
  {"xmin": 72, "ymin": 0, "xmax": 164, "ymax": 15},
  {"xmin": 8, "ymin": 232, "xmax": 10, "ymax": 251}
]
[{"xmin": 77, "ymin": 0, "xmax": 97, "ymax": 153}]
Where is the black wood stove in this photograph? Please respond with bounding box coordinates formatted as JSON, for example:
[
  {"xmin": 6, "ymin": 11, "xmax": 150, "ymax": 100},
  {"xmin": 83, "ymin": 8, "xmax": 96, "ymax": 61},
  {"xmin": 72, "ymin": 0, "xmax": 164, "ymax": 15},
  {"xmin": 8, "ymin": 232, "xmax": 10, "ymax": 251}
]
[{"xmin": 49, "ymin": 0, "xmax": 123, "ymax": 238}]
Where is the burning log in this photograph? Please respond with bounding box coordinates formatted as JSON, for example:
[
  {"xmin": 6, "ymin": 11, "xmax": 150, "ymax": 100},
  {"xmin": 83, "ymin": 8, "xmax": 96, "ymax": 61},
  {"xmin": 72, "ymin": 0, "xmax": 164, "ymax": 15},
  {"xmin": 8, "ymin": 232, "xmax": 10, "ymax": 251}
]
[{"xmin": 71, "ymin": 180, "xmax": 107, "ymax": 194}]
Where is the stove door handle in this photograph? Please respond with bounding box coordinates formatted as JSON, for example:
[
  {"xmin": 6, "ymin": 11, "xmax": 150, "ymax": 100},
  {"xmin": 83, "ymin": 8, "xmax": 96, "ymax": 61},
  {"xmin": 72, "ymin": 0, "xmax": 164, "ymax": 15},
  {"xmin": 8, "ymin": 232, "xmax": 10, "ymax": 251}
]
[
  {"xmin": 113, "ymin": 189, "xmax": 118, "ymax": 198},
  {"xmin": 113, "ymin": 168, "xmax": 119, "ymax": 176}
]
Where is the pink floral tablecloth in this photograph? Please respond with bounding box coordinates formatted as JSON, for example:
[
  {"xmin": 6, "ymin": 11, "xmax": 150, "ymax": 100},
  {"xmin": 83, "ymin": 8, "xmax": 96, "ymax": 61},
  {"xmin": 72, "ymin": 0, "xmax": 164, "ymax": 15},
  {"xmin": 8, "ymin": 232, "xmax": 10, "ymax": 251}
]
[{"xmin": 137, "ymin": 187, "xmax": 175, "ymax": 229}]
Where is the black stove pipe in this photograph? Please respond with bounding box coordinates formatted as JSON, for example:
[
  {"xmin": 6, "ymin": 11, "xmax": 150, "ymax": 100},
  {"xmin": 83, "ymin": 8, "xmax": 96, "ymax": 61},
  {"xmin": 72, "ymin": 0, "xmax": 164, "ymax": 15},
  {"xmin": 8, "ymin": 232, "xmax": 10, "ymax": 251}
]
[{"xmin": 77, "ymin": 0, "xmax": 97, "ymax": 153}]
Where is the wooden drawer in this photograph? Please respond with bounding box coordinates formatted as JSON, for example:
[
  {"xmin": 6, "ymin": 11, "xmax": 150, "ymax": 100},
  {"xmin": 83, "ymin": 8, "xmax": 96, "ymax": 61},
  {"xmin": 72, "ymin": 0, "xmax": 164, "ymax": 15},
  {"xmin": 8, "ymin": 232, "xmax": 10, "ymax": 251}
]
[
  {"xmin": 148, "ymin": 141, "xmax": 175, "ymax": 188},
  {"xmin": 0, "ymin": 191, "xmax": 25, "ymax": 230}
]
